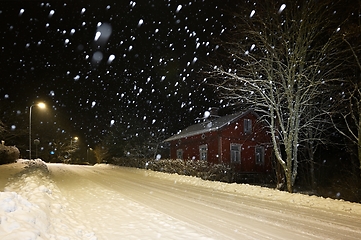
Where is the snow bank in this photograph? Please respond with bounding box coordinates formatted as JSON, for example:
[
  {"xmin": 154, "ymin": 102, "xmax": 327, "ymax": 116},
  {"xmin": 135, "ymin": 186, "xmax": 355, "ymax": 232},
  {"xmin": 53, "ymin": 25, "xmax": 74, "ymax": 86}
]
[
  {"xmin": 0, "ymin": 192, "xmax": 47, "ymax": 239},
  {"xmin": 0, "ymin": 159, "xmax": 96, "ymax": 240},
  {"xmin": 90, "ymin": 164, "xmax": 361, "ymax": 214},
  {"xmin": 142, "ymin": 167, "xmax": 361, "ymax": 214}
]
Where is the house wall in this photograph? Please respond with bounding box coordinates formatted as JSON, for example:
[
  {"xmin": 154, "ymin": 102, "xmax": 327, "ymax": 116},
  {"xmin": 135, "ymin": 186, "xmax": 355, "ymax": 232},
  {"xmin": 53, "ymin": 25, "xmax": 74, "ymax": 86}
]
[{"xmin": 169, "ymin": 112, "xmax": 273, "ymax": 174}]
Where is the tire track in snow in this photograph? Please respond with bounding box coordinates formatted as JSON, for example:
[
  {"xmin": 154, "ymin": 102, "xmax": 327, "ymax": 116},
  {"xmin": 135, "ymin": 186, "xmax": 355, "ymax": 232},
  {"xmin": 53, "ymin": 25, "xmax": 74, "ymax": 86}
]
[
  {"xmin": 69, "ymin": 165, "xmax": 361, "ymax": 240},
  {"xmin": 48, "ymin": 164, "xmax": 216, "ymax": 240}
]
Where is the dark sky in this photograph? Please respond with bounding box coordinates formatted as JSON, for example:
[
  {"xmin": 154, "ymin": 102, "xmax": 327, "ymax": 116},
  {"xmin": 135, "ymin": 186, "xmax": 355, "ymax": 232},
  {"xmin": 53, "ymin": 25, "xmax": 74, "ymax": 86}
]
[{"xmin": 0, "ymin": 1, "xmax": 231, "ymax": 146}]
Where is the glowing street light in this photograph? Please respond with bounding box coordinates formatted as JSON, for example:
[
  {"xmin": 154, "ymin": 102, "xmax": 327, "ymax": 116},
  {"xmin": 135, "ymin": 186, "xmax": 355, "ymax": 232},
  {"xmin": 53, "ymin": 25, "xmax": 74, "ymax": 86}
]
[
  {"xmin": 29, "ymin": 102, "xmax": 46, "ymax": 160},
  {"xmin": 70, "ymin": 137, "xmax": 79, "ymax": 149},
  {"xmin": 71, "ymin": 136, "xmax": 78, "ymax": 147},
  {"xmin": 66, "ymin": 136, "xmax": 79, "ymax": 164}
]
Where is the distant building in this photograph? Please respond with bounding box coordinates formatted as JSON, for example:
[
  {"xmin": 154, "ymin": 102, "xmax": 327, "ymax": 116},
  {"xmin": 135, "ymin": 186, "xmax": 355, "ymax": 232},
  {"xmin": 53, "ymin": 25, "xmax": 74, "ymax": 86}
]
[{"xmin": 164, "ymin": 109, "xmax": 273, "ymax": 175}]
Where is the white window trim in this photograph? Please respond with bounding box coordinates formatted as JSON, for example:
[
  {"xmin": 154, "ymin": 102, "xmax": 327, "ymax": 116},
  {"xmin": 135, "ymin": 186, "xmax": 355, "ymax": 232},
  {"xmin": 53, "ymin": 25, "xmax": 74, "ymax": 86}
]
[
  {"xmin": 244, "ymin": 118, "xmax": 252, "ymax": 134},
  {"xmin": 230, "ymin": 143, "xmax": 241, "ymax": 163},
  {"xmin": 255, "ymin": 145, "xmax": 265, "ymax": 165},
  {"xmin": 199, "ymin": 144, "xmax": 208, "ymax": 161},
  {"xmin": 176, "ymin": 149, "xmax": 183, "ymax": 160}
]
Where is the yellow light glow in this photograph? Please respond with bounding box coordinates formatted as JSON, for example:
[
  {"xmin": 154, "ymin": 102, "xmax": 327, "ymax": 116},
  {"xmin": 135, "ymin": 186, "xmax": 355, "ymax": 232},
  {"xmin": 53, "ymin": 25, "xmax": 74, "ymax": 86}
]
[{"xmin": 37, "ymin": 102, "xmax": 46, "ymax": 109}]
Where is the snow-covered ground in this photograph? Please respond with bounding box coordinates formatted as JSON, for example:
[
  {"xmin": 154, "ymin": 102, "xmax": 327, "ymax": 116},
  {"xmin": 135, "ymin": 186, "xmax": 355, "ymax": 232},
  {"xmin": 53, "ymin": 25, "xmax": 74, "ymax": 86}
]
[
  {"xmin": 1, "ymin": 159, "xmax": 361, "ymax": 239},
  {"xmin": 0, "ymin": 160, "xmax": 97, "ymax": 240}
]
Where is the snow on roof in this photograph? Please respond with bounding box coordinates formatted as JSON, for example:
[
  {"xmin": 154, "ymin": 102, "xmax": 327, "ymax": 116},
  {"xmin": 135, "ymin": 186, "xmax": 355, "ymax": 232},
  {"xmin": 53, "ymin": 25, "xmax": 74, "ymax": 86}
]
[{"xmin": 164, "ymin": 109, "xmax": 255, "ymax": 142}]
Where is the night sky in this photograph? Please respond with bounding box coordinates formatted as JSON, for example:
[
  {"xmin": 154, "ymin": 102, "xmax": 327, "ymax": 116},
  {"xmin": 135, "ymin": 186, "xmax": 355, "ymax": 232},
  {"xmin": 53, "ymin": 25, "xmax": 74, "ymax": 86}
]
[{"xmin": 0, "ymin": 1, "xmax": 232, "ymax": 147}]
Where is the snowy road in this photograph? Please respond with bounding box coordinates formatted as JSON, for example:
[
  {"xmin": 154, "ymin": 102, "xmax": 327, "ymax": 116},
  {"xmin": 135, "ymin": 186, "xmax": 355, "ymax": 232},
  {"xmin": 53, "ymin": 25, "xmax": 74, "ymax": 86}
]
[
  {"xmin": 48, "ymin": 164, "xmax": 361, "ymax": 239},
  {"xmin": 2, "ymin": 161, "xmax": 361, "ymax": 239}
]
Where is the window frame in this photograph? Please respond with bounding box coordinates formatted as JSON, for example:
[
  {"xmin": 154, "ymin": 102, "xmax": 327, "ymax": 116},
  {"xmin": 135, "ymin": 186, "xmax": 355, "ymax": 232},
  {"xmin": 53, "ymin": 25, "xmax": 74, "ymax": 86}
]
[
  {"xmin": 255, "ymin": 145, "xmax": 265, "ymax": 165},
  {"xmin": 230, "ymin": 143, "xmax": 241, "ymax": 163},
  {"xmin": 244, "ymin": 118, "xmax": 252, "ymax": 134},
  {"xmin": 199, "ymin": 144, "xmax": 208, "ymax": 161},
  {"xmin": 176, "ymin": 149, "xmax": 183, "ymax": 160}
]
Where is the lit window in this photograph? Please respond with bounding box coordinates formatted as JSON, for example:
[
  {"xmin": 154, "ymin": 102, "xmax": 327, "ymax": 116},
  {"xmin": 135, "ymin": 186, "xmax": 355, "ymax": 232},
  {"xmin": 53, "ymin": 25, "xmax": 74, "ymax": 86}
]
[
  {"xmin": 199, "ymin": 144, "xmax": 207, "ymax": 161},
  {"xmin": 255, "ymin": 146, "xmax": 265, "ymax": 165},
  {"xmin": 230, "ymin": 143, "xmax": 241, "ymax": 163}
]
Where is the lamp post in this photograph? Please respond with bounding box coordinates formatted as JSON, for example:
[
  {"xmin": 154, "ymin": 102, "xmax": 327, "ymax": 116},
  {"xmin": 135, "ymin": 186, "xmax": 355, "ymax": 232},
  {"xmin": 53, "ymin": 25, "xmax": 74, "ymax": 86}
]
[
  {"xmin": 87, "ymin": 147, "xmax": 93, "ymax": 163},
  {"xmin": 34, "ymin": 139, "xmax": 40, "ymax": 158},
  {"xmin": 69, "ymin": 136, "xmax": 79, "ymax": 163},
  {"xmin": 29, "ymin": 102, "xmax": 46, "ymax": 160},
  {"xmin": 71, "ymin": 136, "xmax": 78, "ymax": 147}
]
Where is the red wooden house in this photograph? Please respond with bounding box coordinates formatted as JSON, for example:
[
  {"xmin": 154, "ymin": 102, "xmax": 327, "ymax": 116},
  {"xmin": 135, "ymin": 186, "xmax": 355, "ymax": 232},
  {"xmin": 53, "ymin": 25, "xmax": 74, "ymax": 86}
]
[{"xmin": 164, "ymin": 109, "xmax": 273, "ymax": 175}]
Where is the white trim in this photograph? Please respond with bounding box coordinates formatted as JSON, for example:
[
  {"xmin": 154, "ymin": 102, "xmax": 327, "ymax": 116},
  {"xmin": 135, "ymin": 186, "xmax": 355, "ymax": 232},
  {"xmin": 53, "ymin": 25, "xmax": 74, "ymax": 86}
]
[
  {"xmin": 199, "ymin": 144, "xmax": 208, "ymax": 161},
  {"xmin": 230, "ymin": 143, "xmax": 241, "ymax": 163},
  {"xmin": 255, "ymin": 145, "xmax": 265, "ymax": 165},
  {"xmin": 176, "ymin": 149, "xmax": 183, "ymax": 160}
]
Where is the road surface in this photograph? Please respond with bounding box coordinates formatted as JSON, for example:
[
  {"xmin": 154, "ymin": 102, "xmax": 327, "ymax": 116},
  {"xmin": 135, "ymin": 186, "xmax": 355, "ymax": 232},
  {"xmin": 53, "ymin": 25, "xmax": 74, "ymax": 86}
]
[{"xmin": 45, "ymin": 164, "xmax": 361, "ymax": 239}]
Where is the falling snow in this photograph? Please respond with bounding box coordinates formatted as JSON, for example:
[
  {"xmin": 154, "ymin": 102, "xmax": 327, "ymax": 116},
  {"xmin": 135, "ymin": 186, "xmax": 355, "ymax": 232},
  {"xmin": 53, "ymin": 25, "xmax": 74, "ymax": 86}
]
[
  {"xmin": 1, "ymin": 1, "xmax": 229, "ymax": 149},
  {"xmin": 278, "ymin": 4, "xmax": 286, "ymax": 14},
  {"xmin": 250, "ymin": 9, "xmax": 255, "ymax": 18},
  {"xmin": 176, "ymin": 5, "xmax": 182, "ymax": 13},
  {"xmin": 107, "ymin": 54, "xmax": 116, "ymax": 64},
  {"xmin": 138, "ymin": 19, "xmax": 144, "ymax": 27},
  {"xmin": 49, "ymin": 9, "xmax": 55, "ymax": 17}
]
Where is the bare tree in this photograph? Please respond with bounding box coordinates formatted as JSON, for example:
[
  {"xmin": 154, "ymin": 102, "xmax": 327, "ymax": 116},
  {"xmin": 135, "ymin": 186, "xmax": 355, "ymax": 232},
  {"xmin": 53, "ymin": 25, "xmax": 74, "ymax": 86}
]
[
  {"xmin": 321, "ymin": 0, "xmax": 361, "ymax": 180},
  {"xmin": 209, "ymin": 0, "xmax": 347, "ymax": 192},
  {"xmin": 100, "ymin": 119, "xmax": 167, "ymax": 161},
  {"xmin": 94, "ymin": 143, "xmax": 110, "ymax": 164},
  {"xmin": 299, "ymin": 97, "xmax": 334, "ymax": 189}
]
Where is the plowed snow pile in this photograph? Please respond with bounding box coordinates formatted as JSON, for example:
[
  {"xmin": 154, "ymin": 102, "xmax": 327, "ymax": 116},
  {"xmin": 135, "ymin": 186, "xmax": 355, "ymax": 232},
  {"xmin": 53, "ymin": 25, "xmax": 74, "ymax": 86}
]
[
  {"xmin": 145, "ymin": 169, "xmax": 361, "ymax": 214},
  {"xmin": 0, "ymin": 159, "xmax": 96, "ymax": 240}
]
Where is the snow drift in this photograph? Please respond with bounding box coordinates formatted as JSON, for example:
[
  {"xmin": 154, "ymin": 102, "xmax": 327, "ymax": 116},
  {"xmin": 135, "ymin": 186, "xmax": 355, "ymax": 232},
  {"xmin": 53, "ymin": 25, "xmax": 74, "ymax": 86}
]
[{"xmin": 0, "ymin": 159, "xmax": 96, "ymax": 240}]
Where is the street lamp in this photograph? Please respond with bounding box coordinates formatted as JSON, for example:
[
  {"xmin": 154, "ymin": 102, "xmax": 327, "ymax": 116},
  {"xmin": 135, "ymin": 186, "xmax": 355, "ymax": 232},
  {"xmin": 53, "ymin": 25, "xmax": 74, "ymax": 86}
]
[
  {"xmin": 68, "ymin": 136, "xmax": 79, "ymax": 163},
  {"xmin": 29, "ymin": 102, "xmax": 46, "ymax": 160},
  {"xmin": 71, "ymin": 136, "xmax": 78, "ymax": 147},
  {"xmin": 87, "ymin": 147, "xmax": 93, "ymax": 162},
  {"xmin": 34, "ymin": 139, "xmax": 40, "ymax": 158}
]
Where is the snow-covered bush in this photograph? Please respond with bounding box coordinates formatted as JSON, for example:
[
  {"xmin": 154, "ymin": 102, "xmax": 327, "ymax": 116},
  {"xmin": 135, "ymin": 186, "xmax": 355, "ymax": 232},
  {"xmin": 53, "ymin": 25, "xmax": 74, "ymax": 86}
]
[
  {"xmin": 19, "ymin": 159, "xmax": 49, "ymax": 173},
  {"xmin": 111, "ymin": 157, "xmax": 147, "ymax": 168},
  {"xmin": 112, "ymin": 157, "xmax": 236, "ymax": 183},
  {"xmin": 0, "ymin": 144, "xmax": 20, "ymax": 165}
]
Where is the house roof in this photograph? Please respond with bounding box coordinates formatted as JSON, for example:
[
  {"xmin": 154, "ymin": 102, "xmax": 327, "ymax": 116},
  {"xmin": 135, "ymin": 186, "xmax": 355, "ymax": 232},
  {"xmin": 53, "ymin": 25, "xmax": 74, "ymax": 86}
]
[{"xmin": 164, "ymin": 109, "xmax": 256, "ymax": 142}]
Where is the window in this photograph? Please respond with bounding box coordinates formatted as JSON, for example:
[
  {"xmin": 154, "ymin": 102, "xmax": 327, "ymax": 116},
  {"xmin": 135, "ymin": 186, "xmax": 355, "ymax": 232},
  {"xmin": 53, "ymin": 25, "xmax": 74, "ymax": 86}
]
[
  {"xmin": 199, "ymin": 144, "xmax": 207, "ymax": 161},
  {"xmin": 176, "ymin": 149, "xmax": 183, "ymax": 160},
  {"xmin": 244, "ymin": 118, "xmax": 252, "ymax": 134},
  {"xmin": 230, "ymin": 143, "xmax": 241, "ymax": 163},
  {"xmin": 255, "ymin": 146, "xmax": 265, "ymax": 165}
]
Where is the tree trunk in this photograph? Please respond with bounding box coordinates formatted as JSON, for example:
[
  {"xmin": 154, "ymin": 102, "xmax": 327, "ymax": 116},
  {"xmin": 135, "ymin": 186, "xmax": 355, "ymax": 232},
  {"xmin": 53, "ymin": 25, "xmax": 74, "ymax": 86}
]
[
  {"xmin": 358, "ymin": 105, "xmax": 361, "ymax": 178},
  {"xmin": 286, "ymin": 168, "xmax": 293, "ymax": 193},
  {"xmin": 285, "ymin": 147, "xmax": 294, "ymax": 193},
  {"xmin": 308, "ymin": 145, "xmax": 316, "ymax": 190},
  {"xmin": 274, "ymin": 152, "xmax": 285, "ymax": 190}
]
